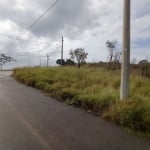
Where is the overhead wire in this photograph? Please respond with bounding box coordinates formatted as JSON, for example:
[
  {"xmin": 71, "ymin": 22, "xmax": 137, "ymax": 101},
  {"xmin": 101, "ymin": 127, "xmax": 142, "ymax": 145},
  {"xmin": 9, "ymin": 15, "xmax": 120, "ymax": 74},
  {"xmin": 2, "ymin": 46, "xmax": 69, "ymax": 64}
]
[{"xmin": 2, "ymin": 0, "xmax": 59, "ymax": 52}]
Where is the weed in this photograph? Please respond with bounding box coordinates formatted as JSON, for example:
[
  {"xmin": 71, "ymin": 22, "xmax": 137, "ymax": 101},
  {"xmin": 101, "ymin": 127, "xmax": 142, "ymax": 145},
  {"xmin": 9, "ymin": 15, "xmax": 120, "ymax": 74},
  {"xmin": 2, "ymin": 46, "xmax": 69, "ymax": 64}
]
[{"xmin": 13, "ymin": 66, "xmax": 150, "ymax": 135}]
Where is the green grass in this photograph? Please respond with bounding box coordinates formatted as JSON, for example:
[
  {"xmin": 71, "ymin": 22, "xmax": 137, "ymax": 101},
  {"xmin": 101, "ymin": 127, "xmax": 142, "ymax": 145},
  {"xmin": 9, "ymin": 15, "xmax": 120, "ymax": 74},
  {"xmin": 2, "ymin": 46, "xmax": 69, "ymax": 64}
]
[{"xmin": 13, "ymin": 66, "xmax": 150, "ymax": 137}]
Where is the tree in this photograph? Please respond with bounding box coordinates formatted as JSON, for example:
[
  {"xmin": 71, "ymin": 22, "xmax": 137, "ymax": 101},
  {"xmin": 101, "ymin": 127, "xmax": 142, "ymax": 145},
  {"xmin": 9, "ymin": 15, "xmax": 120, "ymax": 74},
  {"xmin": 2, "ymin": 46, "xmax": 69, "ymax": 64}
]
[
  {"xmin": 0, "ymin": 54, "xmax": 16, "ymax": 70},
  {"xmin": 106, "ymin": 40, "xmax": 121, "ymax": 69},
  {"xmin": 69, "ymin": 48, "xmax": 88, "ymax": 68},
  {"xmin": 69, "ymin": 50, "xmax": 75, "ymax": 62},
  {"xmin": 56, "ymin": 59, "xmax": 65, "ymax": 66},
  {"xmin": 106, "ymin": 40, "xmax": 116, "ymax": 63},
  {"xmin": 139, "ymin": 60, "xmax": 149, "ymax": 77},
  {"xmin": 65, "ymin": 59, "xmax": 75, "ymax": 65}
]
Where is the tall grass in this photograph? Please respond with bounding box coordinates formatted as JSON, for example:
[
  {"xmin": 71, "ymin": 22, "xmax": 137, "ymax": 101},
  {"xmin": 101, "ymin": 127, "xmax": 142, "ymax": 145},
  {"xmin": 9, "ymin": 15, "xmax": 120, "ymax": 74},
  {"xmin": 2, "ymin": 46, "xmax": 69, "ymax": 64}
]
[{"xmin": 13, "ymin": 66, "xmax": 150, "ymax": 135}]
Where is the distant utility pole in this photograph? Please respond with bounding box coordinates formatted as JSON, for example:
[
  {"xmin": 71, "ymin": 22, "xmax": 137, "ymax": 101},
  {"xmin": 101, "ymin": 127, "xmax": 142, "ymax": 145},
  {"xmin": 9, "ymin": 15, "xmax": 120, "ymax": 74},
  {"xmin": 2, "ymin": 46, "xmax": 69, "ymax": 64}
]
[
  {"xmin": 120, "ymin": 0, "xmax": 131, "ymax": 100},
  {"xmin": 61, "ymin": 36, "xmax": 64, "ymax": 66},
  {"xmin": 47, "ymin": 54, "xmax": 50, "ymax": 67},
  {"xmin": 40, "ymin": 59, "xmax": 42, "ymax": 67}
]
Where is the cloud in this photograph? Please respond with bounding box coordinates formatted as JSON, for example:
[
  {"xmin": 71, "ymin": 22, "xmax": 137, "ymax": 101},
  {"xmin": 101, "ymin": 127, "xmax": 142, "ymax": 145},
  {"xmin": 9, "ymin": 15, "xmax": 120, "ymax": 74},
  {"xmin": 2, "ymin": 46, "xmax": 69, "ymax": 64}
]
[{"xmin": 0, "ymin": 0, "xmax": 149, "ymax": 69}]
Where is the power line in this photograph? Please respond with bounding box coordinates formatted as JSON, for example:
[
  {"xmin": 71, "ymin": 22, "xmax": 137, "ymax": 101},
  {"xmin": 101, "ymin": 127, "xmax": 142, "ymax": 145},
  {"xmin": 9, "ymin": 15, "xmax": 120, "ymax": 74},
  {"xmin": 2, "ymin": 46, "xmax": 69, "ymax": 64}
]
[{"xmin": 2, "ymin": 0, "xmax": 59, "ymax": 52}]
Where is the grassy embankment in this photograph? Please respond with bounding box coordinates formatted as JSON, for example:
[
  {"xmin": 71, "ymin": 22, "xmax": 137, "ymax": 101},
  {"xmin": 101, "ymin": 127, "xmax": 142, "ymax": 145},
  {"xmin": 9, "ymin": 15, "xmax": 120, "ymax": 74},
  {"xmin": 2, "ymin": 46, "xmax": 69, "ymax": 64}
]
[{"xmin": 13, "ymin": 67, "xmax": 150, "ymax": 137}]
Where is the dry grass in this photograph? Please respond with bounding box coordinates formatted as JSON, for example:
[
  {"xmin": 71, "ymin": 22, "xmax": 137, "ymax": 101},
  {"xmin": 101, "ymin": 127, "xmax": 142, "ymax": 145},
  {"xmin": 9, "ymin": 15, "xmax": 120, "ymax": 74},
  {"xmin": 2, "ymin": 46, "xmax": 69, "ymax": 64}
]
[{"xmin": 13, "ymin": 66, "xmax": 150, "ymax": 135}]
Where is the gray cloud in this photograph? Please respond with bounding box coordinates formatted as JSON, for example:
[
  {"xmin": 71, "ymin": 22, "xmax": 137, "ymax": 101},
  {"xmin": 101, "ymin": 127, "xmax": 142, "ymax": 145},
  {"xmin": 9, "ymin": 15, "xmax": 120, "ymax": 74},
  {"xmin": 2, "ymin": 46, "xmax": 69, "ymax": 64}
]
[
  {"xmin": 30, "ymin": 0, "xmax": 99, "ymax": 39},
  {"xmin": 0, "ymin": 0, "xmax": 99, "ymax": 39},
  {"xmin": 0, "ymin": 0, "xmax": 150, "ymax": 69}
]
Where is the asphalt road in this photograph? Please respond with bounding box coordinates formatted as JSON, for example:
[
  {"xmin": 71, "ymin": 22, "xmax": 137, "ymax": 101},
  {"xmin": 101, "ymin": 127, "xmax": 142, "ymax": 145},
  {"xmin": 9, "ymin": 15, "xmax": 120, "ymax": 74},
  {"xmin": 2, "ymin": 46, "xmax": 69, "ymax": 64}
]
[{"xmin": 0, "ymin": 71, "xmax": 150, "ymax": 150}]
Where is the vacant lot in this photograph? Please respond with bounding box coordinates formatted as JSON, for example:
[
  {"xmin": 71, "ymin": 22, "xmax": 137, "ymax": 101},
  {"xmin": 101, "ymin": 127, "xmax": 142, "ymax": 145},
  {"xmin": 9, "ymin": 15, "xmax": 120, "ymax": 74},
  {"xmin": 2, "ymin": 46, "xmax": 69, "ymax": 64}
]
[{"xmin": 13, "ymin": 67, "xmax": 150, "ymax": 137}]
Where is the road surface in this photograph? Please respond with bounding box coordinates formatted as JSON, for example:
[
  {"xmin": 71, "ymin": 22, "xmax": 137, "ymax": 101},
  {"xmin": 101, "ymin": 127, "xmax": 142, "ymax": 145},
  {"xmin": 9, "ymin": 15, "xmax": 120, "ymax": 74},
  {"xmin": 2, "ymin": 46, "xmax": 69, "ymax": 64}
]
[{"xmin": 0, "ymin": 71, "xmax": 150, "ymax": 150}]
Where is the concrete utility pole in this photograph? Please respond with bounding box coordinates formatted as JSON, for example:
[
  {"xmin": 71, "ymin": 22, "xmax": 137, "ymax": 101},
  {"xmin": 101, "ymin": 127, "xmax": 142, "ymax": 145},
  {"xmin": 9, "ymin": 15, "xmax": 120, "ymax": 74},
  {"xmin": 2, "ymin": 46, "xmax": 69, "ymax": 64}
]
[
  {"xmin": 61, "ymin": 36, "xmax": 64, "ymax": 66},
  {"xmin": 120, "ymin": 0, "xmax": 131, "ymax": 100},
  {"xmin": 47, "ymin": 54, "xmax": 50, "ymax": 67},
  {"xmin": 40, "ymin": 59, "xmax": 42, "ymax": 67}
]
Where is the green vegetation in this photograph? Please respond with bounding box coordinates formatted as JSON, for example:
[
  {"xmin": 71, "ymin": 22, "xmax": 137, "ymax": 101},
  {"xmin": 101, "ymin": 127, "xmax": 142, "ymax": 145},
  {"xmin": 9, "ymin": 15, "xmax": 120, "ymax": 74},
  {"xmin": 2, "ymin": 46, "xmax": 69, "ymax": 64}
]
[{"xmin": 13, "ymin": 66, "xmax": 150, "ymax": 136}]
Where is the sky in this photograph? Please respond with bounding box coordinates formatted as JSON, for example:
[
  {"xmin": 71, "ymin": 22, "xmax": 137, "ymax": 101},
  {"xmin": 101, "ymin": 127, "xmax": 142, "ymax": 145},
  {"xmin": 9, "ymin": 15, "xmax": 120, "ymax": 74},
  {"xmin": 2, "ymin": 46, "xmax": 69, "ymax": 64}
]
[{"xmin": 0, "ymin": 0, "xmax": 150, "ymax": 68}]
